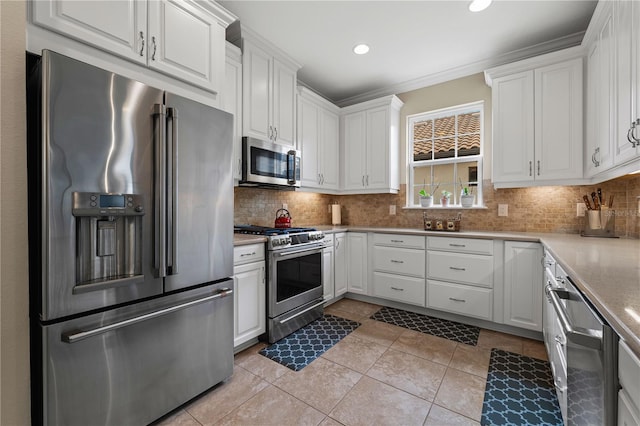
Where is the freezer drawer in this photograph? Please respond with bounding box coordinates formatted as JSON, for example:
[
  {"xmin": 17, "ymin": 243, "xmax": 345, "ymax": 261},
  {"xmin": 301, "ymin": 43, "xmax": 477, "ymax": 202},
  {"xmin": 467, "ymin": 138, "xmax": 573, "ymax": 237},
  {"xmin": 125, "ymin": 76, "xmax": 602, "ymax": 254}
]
[{"xmin": 38, "ymin": 281, "xmax": 234, "ymax": 426}]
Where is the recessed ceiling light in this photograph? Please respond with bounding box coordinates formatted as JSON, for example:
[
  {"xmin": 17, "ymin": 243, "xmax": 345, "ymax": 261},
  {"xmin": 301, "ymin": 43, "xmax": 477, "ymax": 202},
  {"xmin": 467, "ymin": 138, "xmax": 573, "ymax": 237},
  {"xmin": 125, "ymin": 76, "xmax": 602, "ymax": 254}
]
[
  {"xmin": 353, "ymin": 44, "xmax": 370, "ymax": 55},
  {"xmin": 469, "ymin": 0, "xmax": 492, "ymax": 12}
]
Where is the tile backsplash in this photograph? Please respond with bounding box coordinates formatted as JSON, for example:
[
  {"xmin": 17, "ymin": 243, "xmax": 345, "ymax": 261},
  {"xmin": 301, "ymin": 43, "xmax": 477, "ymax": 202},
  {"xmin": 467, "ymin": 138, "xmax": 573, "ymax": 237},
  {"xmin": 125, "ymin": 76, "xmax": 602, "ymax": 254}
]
[{"xmin": 234, "ymin": 174, "xmax": 640, "ymax": 238}]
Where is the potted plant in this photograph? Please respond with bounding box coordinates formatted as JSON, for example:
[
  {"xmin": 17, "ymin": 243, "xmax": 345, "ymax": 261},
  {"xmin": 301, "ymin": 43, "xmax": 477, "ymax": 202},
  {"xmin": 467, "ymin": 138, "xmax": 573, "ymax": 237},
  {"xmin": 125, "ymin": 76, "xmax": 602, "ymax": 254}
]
[
  {"xmin": 460, "ymin": 186, "xmax": 475, "ymax": 208},
  {"xmin": 441, "ymin": 190, "xmax": 452, "ymax": 207},
  {"xmin": 418, "ymin": 181, "xmax": 438, "ymax": 208}
]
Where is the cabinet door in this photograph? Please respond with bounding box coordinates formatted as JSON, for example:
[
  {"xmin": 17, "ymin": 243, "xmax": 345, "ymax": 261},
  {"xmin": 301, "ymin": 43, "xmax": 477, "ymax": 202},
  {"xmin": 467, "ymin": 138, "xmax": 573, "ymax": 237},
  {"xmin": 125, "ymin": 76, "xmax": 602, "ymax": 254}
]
[
  {"xmin": 272, "ymin": 59, "xmax": 297, "ymax": 147},
  {"xmin": 298, "ymin": 97, "xmax": 321, "ymax": 188},
  {"xmin": 222, "ymin": 48, "xmax": 243, "ymax": 182},
  {"xmin": 346, "ymin": 233, "xmax": 368, "ymax": 295},
  {"xmin": 366, "ymin": 106, "xmax": 390, "ymax": 189},
  {"xmin": 534, "ymin": 58, "xmax": 583, "ymax": 180},
  {"xmin": 147, "ymin": 0, "xmax": 225, "ymax": 93},
  {"xmin": 323, "ymin": 246, "xmax": 335, "ymax": 301},
  {"xmin": 334, "ymin": 233, "xmax": 348, "ymax": 296},
  {"xmin": 320, "ymin": 109, "xmax": 340, "ymax": 189},
  {"xmin": 504, "ymin": 241, "xmax": 543, "ymax": 331},
  {"xmin": 32, "ymin": 0, "xmax": 147, "ymax": 64},
  {"xmin": 243, "ymin": 42, "xmax": 272, "ymax": 141},
  {"xmin": 492, "ymin": 71, "xmax": 535, "ymax": 183},
  {"xmin": 233, "ymin": 261, "xmax": 266, "ymax": 348},
  {"xmin": 342, "ymin": 111, "xmax": 367, "ymax": 190}
]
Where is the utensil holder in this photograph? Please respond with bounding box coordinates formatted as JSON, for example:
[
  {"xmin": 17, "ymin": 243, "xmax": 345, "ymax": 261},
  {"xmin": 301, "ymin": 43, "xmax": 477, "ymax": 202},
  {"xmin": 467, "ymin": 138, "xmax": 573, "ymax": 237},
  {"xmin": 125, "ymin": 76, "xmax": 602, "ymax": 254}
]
[{"xmin": 581, "ymin": 208, "xmax": 616, "ymax": 237}]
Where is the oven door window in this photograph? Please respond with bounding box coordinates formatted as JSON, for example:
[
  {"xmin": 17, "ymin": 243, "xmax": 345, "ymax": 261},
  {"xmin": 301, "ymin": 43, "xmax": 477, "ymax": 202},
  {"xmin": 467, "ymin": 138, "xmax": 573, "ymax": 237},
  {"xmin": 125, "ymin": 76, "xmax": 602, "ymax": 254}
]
[
  {"xmin": 276, "ymin": 252, "xmax": 321, "ymax": 302},
  {"xmin": 251, "ymin": 147, "xmax": 288, "ymax": 179}
]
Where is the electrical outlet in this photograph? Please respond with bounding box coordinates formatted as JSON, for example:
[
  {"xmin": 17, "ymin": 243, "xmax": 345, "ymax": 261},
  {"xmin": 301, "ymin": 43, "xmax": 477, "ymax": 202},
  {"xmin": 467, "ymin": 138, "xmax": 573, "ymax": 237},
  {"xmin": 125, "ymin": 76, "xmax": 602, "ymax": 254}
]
[
  {"xmin": 498, "ymin": 204, "xmax": 508, "ymax": 217},
  {"xmin": 389, "ymin": 205, "xmax": 396, "ymax": 215},
  {"xmin": 577, "ymin": 203, "xmax": 587, "ymax": 217},
  {"xmin": 282, "ymin": 203, "xmax": 288, "ymax": 210}
]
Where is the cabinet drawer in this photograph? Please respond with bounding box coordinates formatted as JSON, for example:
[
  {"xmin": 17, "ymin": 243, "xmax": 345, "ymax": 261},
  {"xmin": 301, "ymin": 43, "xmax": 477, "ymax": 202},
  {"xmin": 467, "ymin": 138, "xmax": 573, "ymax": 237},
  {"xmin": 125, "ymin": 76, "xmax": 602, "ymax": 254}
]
[
  {"xmin": 427, "ymin": 237, "xmax": 493, "ymax": 255},
  {"xmin": 373, "ymin": 272, "xmax": 425, "ymax": 307},
  {"xmin": 373, "ymin": 246, "xmax": 425, "ymax": 277},
  {"xmin": 323, "ymin": 233, "xmax": 335, "ymax": 245},
  {"xmin": 373, "ymin": 233, "xmax": 426, "ymax": 249},
  {"xmin": 427, "ymin": 280, "xmax": 492, "ymax": 320},
  {"xmin": 427, "ymin": 251, "xmax": 493, "ymax": 287},
  {"xmin": 620, "ymin": 341, "xmax": 640, "ymax": 412},
  {"xmin": 233, "ymin": 243, "xmax": 265, "ymax": 265}
]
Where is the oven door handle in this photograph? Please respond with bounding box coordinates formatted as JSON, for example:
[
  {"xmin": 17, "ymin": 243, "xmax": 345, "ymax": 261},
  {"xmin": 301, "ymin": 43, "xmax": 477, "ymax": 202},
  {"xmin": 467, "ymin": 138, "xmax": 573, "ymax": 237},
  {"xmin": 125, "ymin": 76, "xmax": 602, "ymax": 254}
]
[
  {"xmin": 547, "ymin": 286, "xmax": 602, "ymax": 350},
  {"xmin": 278, "ymin": 300, "xmax": 325, "ymax": 324},
  {"xmin": 276, "ymin": 246, "xmax": 322, "ymax": 257}
]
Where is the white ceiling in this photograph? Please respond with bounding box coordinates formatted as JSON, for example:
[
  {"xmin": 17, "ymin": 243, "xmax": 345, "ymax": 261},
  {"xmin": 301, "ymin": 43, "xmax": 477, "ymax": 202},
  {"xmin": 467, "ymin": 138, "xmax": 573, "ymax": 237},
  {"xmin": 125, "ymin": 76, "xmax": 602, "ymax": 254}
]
[{"xmin": 219, "ymin": 0, "xmax": 598, "ymax": 106}]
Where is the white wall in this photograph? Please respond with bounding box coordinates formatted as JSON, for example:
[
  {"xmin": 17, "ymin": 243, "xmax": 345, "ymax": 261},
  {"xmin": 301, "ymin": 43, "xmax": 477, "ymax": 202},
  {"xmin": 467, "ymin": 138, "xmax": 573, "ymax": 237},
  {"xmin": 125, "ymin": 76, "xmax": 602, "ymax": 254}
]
[{"xmin": 0, "ymin": 1, "xmax": 31, "ymax": 424}]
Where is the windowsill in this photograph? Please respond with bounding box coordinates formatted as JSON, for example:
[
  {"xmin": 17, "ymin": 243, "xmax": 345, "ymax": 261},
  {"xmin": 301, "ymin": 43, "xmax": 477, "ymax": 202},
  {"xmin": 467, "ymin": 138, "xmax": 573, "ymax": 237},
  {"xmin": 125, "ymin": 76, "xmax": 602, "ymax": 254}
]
[{"xmin": 403, "ymin": 205, "xmax": 489, "ymax": 210}]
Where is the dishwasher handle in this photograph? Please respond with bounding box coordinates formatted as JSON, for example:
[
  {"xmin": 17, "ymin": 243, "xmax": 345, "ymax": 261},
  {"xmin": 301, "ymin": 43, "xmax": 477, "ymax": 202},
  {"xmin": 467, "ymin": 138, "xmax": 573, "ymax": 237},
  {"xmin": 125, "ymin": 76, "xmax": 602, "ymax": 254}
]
[
  {"xmin": 62, "ymin": 288, "xmax": 233, "ymax": 343},
  {"xmin": 546, "ymin": 286, "xmax": 602, "ymax": 350}
]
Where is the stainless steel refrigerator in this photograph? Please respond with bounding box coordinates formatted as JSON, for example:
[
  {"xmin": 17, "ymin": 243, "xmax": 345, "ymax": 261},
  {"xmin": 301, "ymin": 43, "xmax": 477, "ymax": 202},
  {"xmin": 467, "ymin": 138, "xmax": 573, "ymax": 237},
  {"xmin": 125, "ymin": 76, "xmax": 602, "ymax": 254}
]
[{"xmin": 27, "ymin": 50, "xmax": 234, "ymax": 426}]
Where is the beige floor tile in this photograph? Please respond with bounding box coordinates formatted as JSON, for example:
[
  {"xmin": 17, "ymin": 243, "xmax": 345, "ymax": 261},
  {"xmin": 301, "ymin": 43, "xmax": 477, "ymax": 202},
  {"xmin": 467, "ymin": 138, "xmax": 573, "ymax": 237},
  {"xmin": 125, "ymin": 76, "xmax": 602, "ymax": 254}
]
[
  {"xmin": 522, "ymin": 338, "xmax": 548, "ymax": 361},
  {"xmin": 185, "ymin": 366, "xmax": 269, "ymax": 425},
  {"xmin": 350, "ymin": 318, "xmax": 405, "ymax": 347},
  {"xmin": 321, "ymin": 334, "xmax": 387, "ymax": 374},
  {"xmin": 155, "ymin": 409, "xmax": 200, "ymax": 426},
  {"xmin": 366, "ymin": 348, "xmax": 446, "ymax": 401},
  {"xmin": 234, "ymin": 342, "xmax": 267, "ymax": 365},
  {"xmin": 326, "ymin": 298, "xmax": 381, "ymax": 319},
  {"xmin": 319, "ymin": 417, "xmax": 344, "ymax": 426},
  {"xmin": 273, "ymin": 357, "xmax": 362, "ymax": 414},
  {"xmin": 449, "ymin": 344, "xmax": 492, "ymax": 378},
  {"xmin": 217, "ymin": 385, "xmax": 325, "ymax": 426},
  {"xmin": 329, "ymin": 376, "xmax": 431, "ymax": 426},
  {"xmin": 476, "ymin": 329, "xmax": 523, "ymax": 354},
  {"xmin": 234, "ymin": 349, "xmax": 292, "ymax": 383},
  {"xmin": 424, "ymin": 404, "xmax": 481, "ymax": 426},
  {"xmin": 390, "ymin": 329, "xmax": 457, "ymax": 366},
  {"xmin": 434, "ymin": 368, "xmax": 486, "ymax": 421},
  {"xmin": 324, "ymin": 306, "xmax": 364, "ymax": 323}
]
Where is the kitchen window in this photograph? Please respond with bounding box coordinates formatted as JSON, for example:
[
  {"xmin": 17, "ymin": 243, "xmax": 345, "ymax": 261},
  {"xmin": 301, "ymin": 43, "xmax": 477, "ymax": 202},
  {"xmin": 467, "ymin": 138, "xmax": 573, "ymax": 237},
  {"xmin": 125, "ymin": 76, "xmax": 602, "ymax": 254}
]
[{"xmin": 407, "ymin": 101, "xmax": 484, "ymax": 207}]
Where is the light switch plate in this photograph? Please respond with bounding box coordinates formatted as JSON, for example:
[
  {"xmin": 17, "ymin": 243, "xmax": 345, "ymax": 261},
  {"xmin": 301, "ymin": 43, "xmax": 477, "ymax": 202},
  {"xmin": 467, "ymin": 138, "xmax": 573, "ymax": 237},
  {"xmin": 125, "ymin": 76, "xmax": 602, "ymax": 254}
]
[
  {"xmin": 282, "ymin": 203, "xmax": 288, "ymax": 210},
  {"xmin": 389, "ymin": 205, "xmax": 396, "ymax": 215},
  {"xmin": 498, "ymin": 204, "xmax": 508, "ymax": 217}
]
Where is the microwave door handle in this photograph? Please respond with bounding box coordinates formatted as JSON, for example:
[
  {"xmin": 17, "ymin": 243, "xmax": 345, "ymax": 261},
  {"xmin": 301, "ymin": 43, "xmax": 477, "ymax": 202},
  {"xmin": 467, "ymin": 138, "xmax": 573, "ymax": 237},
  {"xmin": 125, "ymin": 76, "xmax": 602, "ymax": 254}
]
[
  {"xmin": 153, "ymin": 104, "xmax": 167, "ymax": 278},
  {"xmin": 166, "ymin": 107, "xmax": 178, "ymax": 275},
  {"xmin": 547, "ymin": 287, "xmax": 602, "ymax": 350},
  {"xmin": 287, "ymin": 150, "xmax": 297, "ymax": 184}
]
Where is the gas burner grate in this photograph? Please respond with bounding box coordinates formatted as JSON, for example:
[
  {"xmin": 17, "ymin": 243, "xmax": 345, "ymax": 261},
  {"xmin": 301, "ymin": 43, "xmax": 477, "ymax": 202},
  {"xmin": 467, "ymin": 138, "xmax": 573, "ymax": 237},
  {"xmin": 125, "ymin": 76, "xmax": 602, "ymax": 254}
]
[{"xmin": 234, "ymin": 225, "xmax": 316, "ymax": 236}]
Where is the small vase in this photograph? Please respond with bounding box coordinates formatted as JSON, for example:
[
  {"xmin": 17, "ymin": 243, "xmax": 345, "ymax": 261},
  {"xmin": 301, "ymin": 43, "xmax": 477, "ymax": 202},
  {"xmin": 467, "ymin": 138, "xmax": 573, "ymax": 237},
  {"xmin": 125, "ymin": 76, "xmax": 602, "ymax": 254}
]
[
  {"xmin": 441, "ymin": 197, "xmax": 450, "ymax": 207},
  {"xmin": 461, "ymin": 195, "xmax": 474, "ymax": 208},
  {"xmin": 420, "ymin": 196, "xmax": 433, "ymax": 207}
]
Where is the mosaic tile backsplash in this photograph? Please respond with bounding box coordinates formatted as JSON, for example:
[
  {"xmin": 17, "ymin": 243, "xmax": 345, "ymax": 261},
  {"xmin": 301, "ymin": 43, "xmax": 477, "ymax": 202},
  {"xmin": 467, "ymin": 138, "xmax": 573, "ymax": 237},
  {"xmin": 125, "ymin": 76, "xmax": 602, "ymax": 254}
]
[{"xmin": 234, "ymin": 174, "xmax": 640, "ymax": 238}]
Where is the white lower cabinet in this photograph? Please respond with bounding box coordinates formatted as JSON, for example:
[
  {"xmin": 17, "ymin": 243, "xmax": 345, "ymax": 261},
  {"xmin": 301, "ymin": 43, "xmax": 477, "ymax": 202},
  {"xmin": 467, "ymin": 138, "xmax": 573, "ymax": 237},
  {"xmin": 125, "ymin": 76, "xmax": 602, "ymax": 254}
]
[
  {"xmin": 233, "ymin": 244, "xmax": 266, "ymax": 348},
  {"xmin": 346, "ymin": 232, "xmax": 368, "ymax": 295},
  {"xmin": 503, "ymin": 241, "xmax": 543, "ymax": 331},
  {"xmin": 373, "ymin": 272, "xmax": 425, "ymax": 306},
  {"xmin": 426, "ymin": 237, "xmax": 493, "ymax": 320},
  {"xmin": 334, "ymin": 233, "xmax": 348, "ymax": 297},
  {"xmin": 322, "ymin": 234, "xmax": 335, "ymax": 301},
  {"xmin": 619, "ymin": 341, "xmax": 640, "ymax": 426}
]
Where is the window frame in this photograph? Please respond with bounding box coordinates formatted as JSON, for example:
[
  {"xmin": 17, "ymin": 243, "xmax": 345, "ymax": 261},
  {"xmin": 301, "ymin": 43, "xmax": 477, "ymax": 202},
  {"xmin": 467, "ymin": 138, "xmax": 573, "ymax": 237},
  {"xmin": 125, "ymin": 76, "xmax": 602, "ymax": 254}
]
[{"xmin": 406, "ymin": 101, "xmax": 484, "ymax": 208}]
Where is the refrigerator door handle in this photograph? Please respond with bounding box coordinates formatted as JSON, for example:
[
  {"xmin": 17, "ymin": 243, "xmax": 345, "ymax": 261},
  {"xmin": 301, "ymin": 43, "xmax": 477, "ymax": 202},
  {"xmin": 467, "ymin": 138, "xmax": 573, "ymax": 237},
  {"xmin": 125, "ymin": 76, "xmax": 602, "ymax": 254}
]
[
  {"xmin": 153, "ymin": 104, "xmax": 167, "ymax": 278},
  {"xmin": 61, "ymin": 288, "xmax": 233, "ymax": 343},
  {"xmin": 167, "ymin": 107, "xmax": 178, "ymax": 275}
]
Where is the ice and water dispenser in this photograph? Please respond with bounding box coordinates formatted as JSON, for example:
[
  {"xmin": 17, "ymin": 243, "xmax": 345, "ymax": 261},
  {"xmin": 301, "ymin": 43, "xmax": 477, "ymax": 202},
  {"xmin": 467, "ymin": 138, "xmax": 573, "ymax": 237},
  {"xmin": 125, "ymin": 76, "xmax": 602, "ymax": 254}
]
[{"xmin": 72, "ymin": 192, "xmax": 145, "ymax": 293}]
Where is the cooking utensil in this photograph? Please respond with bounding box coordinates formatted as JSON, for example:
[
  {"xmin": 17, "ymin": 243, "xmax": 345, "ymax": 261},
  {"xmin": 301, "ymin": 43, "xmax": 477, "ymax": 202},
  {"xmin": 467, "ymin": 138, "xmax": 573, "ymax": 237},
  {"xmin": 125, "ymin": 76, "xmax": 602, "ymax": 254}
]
[
  {"xmin": 583, "ymin": 195, "xmax": 593, "ymax": 210},
  {"xmin": 608, "ymin": 194, "xmax": 614, "ymax": 208},
  {"xmin": 274, "ymin": 208, "xmax": 292, "ymax": 228},
  {"xmin": 597, "ymin": 188, "xmax": 603, "ymax": 205},
  {"xmin": 591, "ymin": 192, "xmax": 600, "ymax": 210}
]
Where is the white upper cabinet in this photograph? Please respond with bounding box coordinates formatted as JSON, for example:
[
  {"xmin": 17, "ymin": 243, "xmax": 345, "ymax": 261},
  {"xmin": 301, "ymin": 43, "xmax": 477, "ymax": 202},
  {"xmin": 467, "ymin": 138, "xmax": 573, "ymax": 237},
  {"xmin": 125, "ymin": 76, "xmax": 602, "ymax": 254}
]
[
  {"xmin": 340, "ymin": 95, "xmax": 404, "ymax": 194},
  {"xmin": 221, "ymin": 42, "xmax": 243, "ymax": 183},
  {"xmin": 297, "ymin": 87, "xmax": 340, "ymax": 192},
  {"xmin": 31, "ymin": 0, "xmax": 235, "ymax": 94},
  {"xmin": 240, "ymin": 33, "xmax": 300, "ymax": 147},
  {"xmin": 486, "ymin": 48, "xmax": 584, "ymax": 188}
]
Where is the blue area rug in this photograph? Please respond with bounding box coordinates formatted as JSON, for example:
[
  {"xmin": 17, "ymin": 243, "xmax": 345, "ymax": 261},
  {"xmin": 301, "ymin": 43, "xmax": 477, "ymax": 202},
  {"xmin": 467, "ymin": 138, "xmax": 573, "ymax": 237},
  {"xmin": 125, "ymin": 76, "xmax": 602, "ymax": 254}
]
[
  {"xmin": 370, "ymin": 306, "xmax": 480, "ymax": 346},
  {"xmin": 481, "ymin": 349, "xmax": 563, "ymax": 426},
  {"xmin": 259, "ymin": 314, "xmax": 360, "ymax": 371}
]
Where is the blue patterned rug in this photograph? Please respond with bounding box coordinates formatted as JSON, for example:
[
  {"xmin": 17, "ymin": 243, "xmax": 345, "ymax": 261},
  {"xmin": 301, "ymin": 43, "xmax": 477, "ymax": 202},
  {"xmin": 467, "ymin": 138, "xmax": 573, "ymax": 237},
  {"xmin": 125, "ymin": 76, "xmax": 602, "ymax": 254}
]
[
  {"xmin": 259, "ymin": 314, "xmax": 360, "ymax": 371},
  {"xmin": 370, "ymin": 306, "xmax": 480, "ymax": 345},
  {"xmin": 481, "ymin": 349, "xmax": 563, "ymax": 426}
]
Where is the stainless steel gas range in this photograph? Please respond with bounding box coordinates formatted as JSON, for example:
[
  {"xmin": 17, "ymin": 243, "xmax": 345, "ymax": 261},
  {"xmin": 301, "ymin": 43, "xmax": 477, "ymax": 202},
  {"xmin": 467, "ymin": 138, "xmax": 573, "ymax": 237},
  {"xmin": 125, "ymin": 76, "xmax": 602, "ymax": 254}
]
[{"xmin": 235, "ymin": 226, "xmax": 326, "ymax": 343}]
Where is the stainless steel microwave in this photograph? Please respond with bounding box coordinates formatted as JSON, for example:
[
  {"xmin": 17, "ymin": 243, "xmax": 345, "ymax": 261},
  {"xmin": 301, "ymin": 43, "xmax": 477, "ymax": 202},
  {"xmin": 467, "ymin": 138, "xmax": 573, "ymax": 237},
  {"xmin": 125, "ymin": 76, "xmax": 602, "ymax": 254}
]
[{"xmin": 241, "ymin": 137, "xmax": 301, "ymax": 189}]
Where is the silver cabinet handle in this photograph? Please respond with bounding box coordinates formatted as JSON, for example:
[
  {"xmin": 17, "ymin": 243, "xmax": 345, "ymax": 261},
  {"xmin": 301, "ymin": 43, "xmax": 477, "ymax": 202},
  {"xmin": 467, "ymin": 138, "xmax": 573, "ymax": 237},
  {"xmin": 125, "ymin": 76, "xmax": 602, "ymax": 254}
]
[
  {"xmin": 151, "ymin": 36, "xmax": 157, "ymax": 61},
  {"xmin": 537, "ymin": 160, "xmax": 540, "ymax": 176},
  {"xmin": 390, "ymin": 259, "xmax": 404, "ymax": 264},
  {"xmin": 62, "ymin": 288, "xmax": 233, "ymax": 343},
  {"xmin": 449, "ymin": 266, "xmax": 466, "ymax": 271},
  {"xmin": 318, "ymin": 173, "xmax": 321, "ymax": 184},
  {"xmin": 274, "ymin": 127, "xmax": 278, "ymax": 141},
  {"xmin": 366, "ymin": 175, "xmax": 369, "ymax": 186},
  {"xmin": 268, "ymin": 125, "xmax": 273, "ymax": 140},
  {"xmin": 139, "ymin": 31, "xmax": 145, "ymax": 56},
  {"xmin": 593, "ymin": 147, "xmax": 600, "ymax": 167},
  {"xmin": 449, "ymin": 297, "xmax": 466, "ymax": 302},
  {"xmin": 449, "ymin": 243, "xmax": 466, "ymax": 248},
  {"xmin": 390, "ymin": 287, "xmax": 404, "ymax": 291},
  {"xmin": 529, "ymin": 161, "xmax": 532, "ymax": 176},
  {"xmin": 362, "ymin": 175, "xmax": 365, "ymax": 186},
  {"xmin": 390, "ymin": 239, "xmax": 404, "ymax": 243},
  {"xmin": 152, "ymin": 104, "xmax": 167, "ymax": 277},
  {"xmin": 240, "ymin": 252, "xmax": 256, "ymax": 257}
]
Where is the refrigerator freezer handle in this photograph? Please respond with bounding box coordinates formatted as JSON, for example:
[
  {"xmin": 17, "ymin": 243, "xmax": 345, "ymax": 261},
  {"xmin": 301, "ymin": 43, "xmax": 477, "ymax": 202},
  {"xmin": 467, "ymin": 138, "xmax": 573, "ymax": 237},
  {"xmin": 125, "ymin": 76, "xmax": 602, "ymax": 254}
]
[
  {"xmin": 167, "ymin": 107, "xmax": 178, "ymax": 275},
  {"xmin": 153, "ymin": 104, "xmax": 167, "ymax": 278}
]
